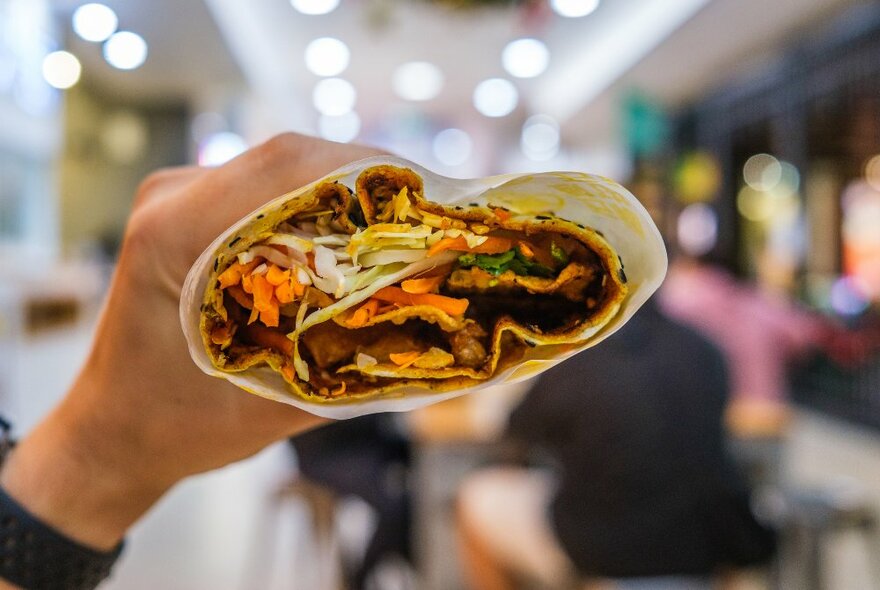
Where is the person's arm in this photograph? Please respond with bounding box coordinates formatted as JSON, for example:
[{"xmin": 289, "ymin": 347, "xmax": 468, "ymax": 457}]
[{"xmin": 0, "ymin": 134, "xmax": 384, "ymax": 587}]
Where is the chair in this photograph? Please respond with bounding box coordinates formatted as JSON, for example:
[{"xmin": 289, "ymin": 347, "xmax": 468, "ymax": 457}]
[
  {"xmin": 769, "ymin": 485, "xmax": 880, "ymax": 590},
  {"xmin": 240, "ymin": 476, "xmax": 345, "ymax": 590}
]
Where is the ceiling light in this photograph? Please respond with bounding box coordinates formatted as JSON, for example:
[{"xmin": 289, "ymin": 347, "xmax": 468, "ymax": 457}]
[
  {"xmin": 743, "ymin": 154, "xmax": 781, "ymax": 191},
  {"xmin": 72, "ymin": 3, "xmax": 118, "ymax": 42},
  {"xmin": 305, "ymin": 37, "xmax": 350, "ymax": 77},
  {"xmin": 521, "ymin": 114, "xmax": 559, "ymax": 160},
  {"xmin": 473, "ymin": 78, "xmax": 518, "ymax": 118},
  {"xmin": 550, "ymin": 0, "xmax": 600, "ymax": 18},
  {"xmin": 312, "ymin": 78, "xmax": 356, "ymax": 116},
  {"xmin": 42, "ymin": 51, "xmax": 81, "ymax": 89},
  {"xmin": 392, "ymin": 62, "xmax": 444, "ymax": 102},
  {"xmin": 433, "ymin": 128, "xmax": 472, "ymax": 167},
  {"xmin": 318, "ymin": 112, "xmax": 361, "ymax": 143},
  {"xmin": 199, "ymin": 132, "xmax": 248, "ymax": 167},
  {"xmin": 502, "ymin": 38, "xmax": 549, "ymax": 79},
  {"xmin": 677, "ymin": 203, "xmax": 718, "ymax": 256},
  {"xmin": 737, "ymin": 187, "xmax": 775, "ymax": 222},
  {"xmin": 830, "ymin": 277, "xmax": 870, "ymax": 316},
  {"xmin": 103, "ymin": 31, "xmax": 148, "ymax": 70},
  {"xmin": 290, "ymin": 0, "xmax": 340, "ymax": 15}
]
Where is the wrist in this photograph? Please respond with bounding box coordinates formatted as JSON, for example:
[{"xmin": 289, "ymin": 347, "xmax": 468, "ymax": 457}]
[{"xmin": 0, "ymin": 383, "xmax": 172, "ymax": 551}]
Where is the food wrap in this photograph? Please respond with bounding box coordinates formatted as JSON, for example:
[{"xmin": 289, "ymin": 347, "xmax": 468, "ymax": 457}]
[{"xmin": 180, "ymin": 156, "xmax": 667, "ymax": 419}]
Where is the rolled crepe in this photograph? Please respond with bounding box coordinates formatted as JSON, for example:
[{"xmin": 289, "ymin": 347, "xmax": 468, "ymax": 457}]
[{"xmin": 181, "ymin": 157, "xmax": 667, "ymax": 418}]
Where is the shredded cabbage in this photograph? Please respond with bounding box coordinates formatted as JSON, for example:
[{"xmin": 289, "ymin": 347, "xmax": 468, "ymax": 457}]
[
  {"xmin": 293, "ymin": 251, "xmax": 457, "ymax": 337},
  {"xmin": 245, "ymin": 246, "xmax": 294, "ymax": 269},
  {"xmin": 359, "ymin": 249, "xmax": 427, "ymax": 267},
  {"xmin": 314, "ymin": 245, "xmax": 346, "ymax": 297},
  {"xmin": 267, "ymin": 234, "xmax": 314, "ymax": 253},
  {"xmin": 348, "ymin": 263, "xmax": 398, "ymax": 292},
  {"xmin": 391, "ymin": 187, "xmax": 412, "ymax": 223},
  {"xmin": 425, "ymin": 230, "xmax": 444, "ymax": 247},
  {"xmin": 292, "ymin": 300, "xmax": 310, "ymax": 381},
  {"xmin": 315, "ymin": 216, "xmax": 333, "ymax": 236},
  {"xmin": 443, "ymin": 228, "xmax": 487, "ymax": 248},
  {"xmin": 419, "ymin": 211, "xmax": 445, "ymax": 228},
  {"xmin": 356, "ymin": 353, "xmax": 378, "ymax": 369},
  {"xmin": 339, "ymin": 264, "xmax": 362, "ymax": 276},
  {"xmin": 295, "ymin": 267, "xmax": 312, "ymax": 286},
  {"xmin": 312, "ymin": 234, "xmax": 349, "ymax": 246}
]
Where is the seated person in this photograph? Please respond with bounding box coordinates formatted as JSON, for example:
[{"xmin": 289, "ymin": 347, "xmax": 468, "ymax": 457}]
[{"xmin": 457, "ymin": 300, "xmax": 776, "ymax": 590}]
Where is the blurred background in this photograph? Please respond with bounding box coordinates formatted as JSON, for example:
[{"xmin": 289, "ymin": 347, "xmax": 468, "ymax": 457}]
[{"xmin": 2, "ymin": 0, "xmax": 880, "ymax": 588}]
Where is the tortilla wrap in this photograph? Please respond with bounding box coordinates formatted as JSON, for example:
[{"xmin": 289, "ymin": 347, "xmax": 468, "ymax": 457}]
[{"xmin": 180, "ymin": 156, "xmax": 667, "ymax": 418}]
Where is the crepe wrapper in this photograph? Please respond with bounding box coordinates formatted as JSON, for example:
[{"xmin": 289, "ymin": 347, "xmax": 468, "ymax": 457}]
[{"xmin": 180, "ymin": 156, "xmax": 667, "ymax": 419}]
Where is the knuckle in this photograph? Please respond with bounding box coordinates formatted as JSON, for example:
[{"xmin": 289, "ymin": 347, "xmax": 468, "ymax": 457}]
[
  {"xmin": 122, "ymin": 203, "xmax": 164, "ymax": 252},
  {"xmin": 133, "ymin": 169, "xmax": 176, "ymax": 209},
  {"xmin": 255, "ymin": 132, "xmax": 313, "ymax": 165}
]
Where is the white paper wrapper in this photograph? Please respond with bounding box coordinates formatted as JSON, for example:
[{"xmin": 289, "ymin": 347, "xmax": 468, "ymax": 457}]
[{"xmin": 180, "ymin": 156, "xmax": 667, "ymax": 419}]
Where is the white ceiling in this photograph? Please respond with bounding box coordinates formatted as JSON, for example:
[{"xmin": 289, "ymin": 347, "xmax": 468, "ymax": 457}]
[
  {"xmin": 566, "ymin": 0, "xmax": 861, "ymax": 147},
  {"xmin": 53, "ymin": 0, "xmax": 243, "ymax": 103},
  {"xmin": 55, "ymin": 0, "xmax": 865, "ymax": 160}
]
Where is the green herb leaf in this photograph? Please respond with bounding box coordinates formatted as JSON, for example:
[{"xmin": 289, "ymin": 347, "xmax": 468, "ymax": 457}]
[
  {"xmin": 458, "ymin": 253, "xmax": 478, "ymax": 267},
  {"xmin": 458, "ymin": 248, "xmax": 554, "ymax": 277},
  {"xmin": 550, "ymin": 241, "xmax": 569, "ymax": 267}
]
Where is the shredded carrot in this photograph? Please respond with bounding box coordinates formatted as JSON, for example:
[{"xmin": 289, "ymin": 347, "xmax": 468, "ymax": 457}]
[
  {"xmin": 427, "ymin": 235, "xmax": 512, "ymax": 257},
  {"xmin": 330, "ymin": 382, "xmax": 347, "ymax": 396},
  {"xmin": 372, "ymin": 286, "xmax": 469, "ymax": 316},
  {"xmin": 246, "ymin": 324, "xmax": 295, "ymax": 356},
  {"xmin": 275, "ymin": 281, "xmax": 294, "ymax": 304},
  {"xmin": 389, "ymin": 351, "xmax": 421, "ymax": 367},
  {"xmin": 290, "ymin": 273, "xmax": 306, "ymax": 297},
  {"xmin": 218, "ymin": 259, "xmax": 262, "ymax": 289},
  {"xmin": 470, "ymin": 236, "xmax": 513, "ymax": 253},
  {"xmin": 427, "ymin": 236, "xmax": 465, "ymax": 257},
  {"xmin": 518, "ymin": 241, "xmax": 535, "ymax": 258},
  {"xmin": 218, "ymin": 264, "xmax": 242, "ymax": 289},
  {"xmin": 251, "ymin": 274, "xmax": 276, "ymax": 312},
  {"xmin": 248, "ymin": 306, "xmax": 259, "ymax": 325},
  {"xmin": 493, "ymin": 208, "xmax": 511, "ymax": 222},
  {"xmin": 281, "ymin": 364, "xmax": 295, "ymax": 382},
  {"xmin": 345, "ymin": 299, "xmax": 379, "ymax": 328},
  {"xmin": 266, "ymin": 264, "xmax": 290, "ymax": 287},
  {"xmin": 401, "ymin": 275, "xmax": 445, "ymax": 294},
  {"xmin": 241, "ymin": 273, "xmax": 255, "ymax": 294},
  {"xmin": 260, "ymin": 304, "xmax": 280, "ymax": 328}
]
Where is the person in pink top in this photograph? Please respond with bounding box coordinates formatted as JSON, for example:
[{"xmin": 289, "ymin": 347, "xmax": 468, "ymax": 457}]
[{"xmin": 658, "ymin": 258, "xmax": 827, "ymax": 436}]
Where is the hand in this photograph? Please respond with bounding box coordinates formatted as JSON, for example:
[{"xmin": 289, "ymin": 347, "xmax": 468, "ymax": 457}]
[{"xmin": 0, "ymin": 134, "xmax": 384, "ymax": 552}]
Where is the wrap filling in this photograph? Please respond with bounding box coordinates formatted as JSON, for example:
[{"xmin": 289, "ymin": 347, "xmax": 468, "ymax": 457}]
[{"xmin": 201, "ymin": 165, "xmax": 626, "ymax": 400}]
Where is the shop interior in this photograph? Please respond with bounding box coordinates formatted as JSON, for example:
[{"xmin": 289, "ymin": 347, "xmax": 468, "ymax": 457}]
[{"xmin": 2, "ymin": 0, "xmax": 880, "ymax": 588}]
